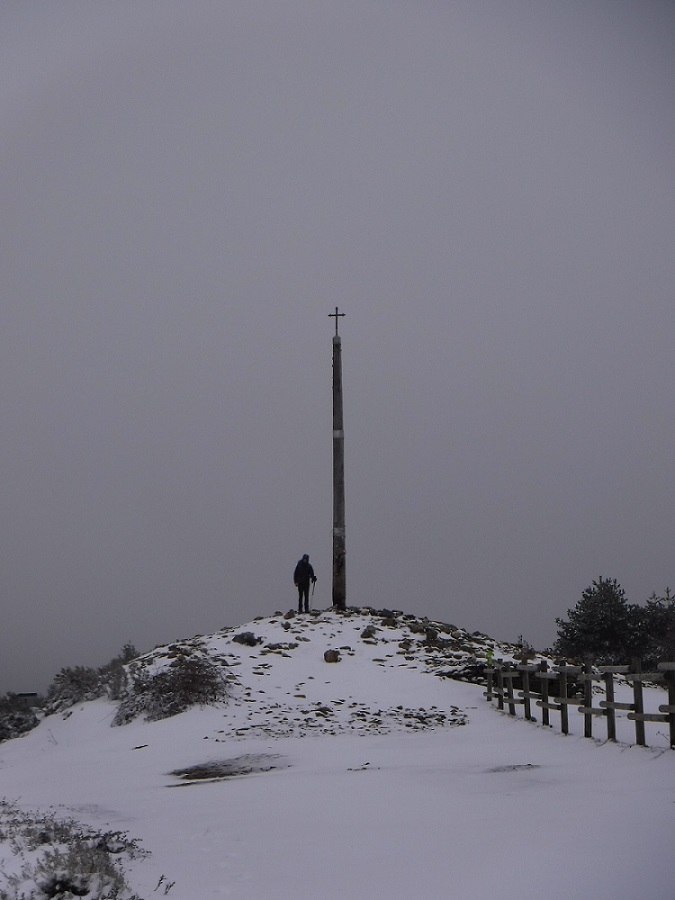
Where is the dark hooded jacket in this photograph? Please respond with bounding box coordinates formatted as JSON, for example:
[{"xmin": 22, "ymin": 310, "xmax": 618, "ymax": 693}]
[{"xmin": 293, "ymin": 556, "xmax": 315, "ymax": 588}]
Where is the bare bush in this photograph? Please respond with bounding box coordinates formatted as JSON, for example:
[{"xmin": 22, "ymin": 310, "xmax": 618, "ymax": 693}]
[
  {"xmin": 0, "ymin": 800, "xmax": 146, "ymax": 900},
  {"xmin": 43, "ymin": 644, "xmax": 140, "ymax": 718},
  {"xmin": 44, "ymin": 666, "xmax": 104, "ymax": 716},
  {"xmin": 113, "ymin": 654, "xmax": 227, "ymax": 725}
]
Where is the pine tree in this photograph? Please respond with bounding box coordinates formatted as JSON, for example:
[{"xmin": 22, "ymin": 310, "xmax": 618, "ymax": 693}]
[
  {"xmin": 641, "ymin": 588, "xmax": 675, "ymax": 667},
  {"xmin": 554, "ymin": 577, "xmax": 643, "ymax": 664}
]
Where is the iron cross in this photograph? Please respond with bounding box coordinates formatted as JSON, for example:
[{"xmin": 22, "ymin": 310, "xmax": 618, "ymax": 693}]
[{"xmin": 328, "ymin": 306, "xmax": 346, "ymax": 336}]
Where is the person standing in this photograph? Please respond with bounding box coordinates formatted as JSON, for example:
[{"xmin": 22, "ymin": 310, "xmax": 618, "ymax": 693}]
[{"xmin": 293, "ymin": 554, "xmax": 316, "ymax": 613}]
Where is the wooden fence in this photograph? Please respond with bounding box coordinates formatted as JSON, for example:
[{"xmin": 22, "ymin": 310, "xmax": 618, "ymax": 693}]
[{"xmin": 484, "ymin": 659, "xmax": 675, "ymax": 748}]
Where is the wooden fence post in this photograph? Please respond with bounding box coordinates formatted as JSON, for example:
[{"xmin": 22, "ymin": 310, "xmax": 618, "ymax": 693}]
[
  {"xmin": 577, "ymin": 665, "xmax": 628, "ymax": 742},
  {"xmin": 539, "ymin": 661, "xmax": 550, "ymax": 727},
  {"xmin": 600, "ymin": 666, "xmax": 634, "ymax": 739},
  {"xmin": 631, "ymin": 658, "xmax": 646, "ymax": 748},
  {"xmin": 559, "ymin": 667, "xmax": 569, "ymax": 734},
  {"xmin": 552, "ymin": 665, "xmax": 583, "ymax": 735},
  {"xmin": 484, "ymin": 665, "xmax": 494, "ymax": 702},
  {"xmin": 583, "ymin": 660, "xmax": 593, "ymax": 739},
  {"xmin": 504, "ymin": 664, "xmax": 517, "ymax": 716},
  {"xmin": 519, "ymin": 665, "xmax": 533, "ymax": 721},
  {"xmin": 603, "ymin": 670, "xmax": 617, "ymax": 742},
  {"xmin": 496, "ymin": 663, "xmax": 504, "ymax": 711},
  {"xmin": 658, "ymin": 663, "xmax": 675, "ymax": 749}
]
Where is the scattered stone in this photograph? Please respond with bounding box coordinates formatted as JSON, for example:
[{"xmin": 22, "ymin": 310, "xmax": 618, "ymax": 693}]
[
  {"xmin": 263, "ymin": 642, "xmax": 298, "ymax": 653},
  {"xmin": 324, "ymin": 650, "xmax": 341, "ymax": 663},
  {"xmin": 232, "ymin": 632, "xmax": 262, "ymax": 647},
  {"xmin": 437, "ymin": 664, "xmax": 487, "ymax": 685}
]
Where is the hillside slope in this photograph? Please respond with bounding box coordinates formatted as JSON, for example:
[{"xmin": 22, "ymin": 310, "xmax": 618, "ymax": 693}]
[{"xmin": 1, "ymin": 607, "xmax": 673, "ymax": 900}]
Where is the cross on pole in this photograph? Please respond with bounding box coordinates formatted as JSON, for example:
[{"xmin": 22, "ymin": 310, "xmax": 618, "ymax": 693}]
[
  {"xmin": 328, "ymin": 306, "xmax": 345, "ymax": 336},
  {"xmin": 330, "ymin": 307, "xmax": 346, "ymax": 610}
]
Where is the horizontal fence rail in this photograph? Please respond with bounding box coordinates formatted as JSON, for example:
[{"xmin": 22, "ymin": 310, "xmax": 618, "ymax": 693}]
[{"xmin": 484, "ymin": 659, "xmax": 675, "ymax": 749}]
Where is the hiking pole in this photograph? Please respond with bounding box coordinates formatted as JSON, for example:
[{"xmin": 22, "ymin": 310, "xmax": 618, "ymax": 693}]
[{"xmin": 311, "ymin": 579, "xmax": 316, "ymax": 610}]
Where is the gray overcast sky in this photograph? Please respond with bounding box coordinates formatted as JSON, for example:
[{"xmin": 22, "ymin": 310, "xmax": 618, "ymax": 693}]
[{"xmin": 2, "ymin": 1, "xmax": 674, "ymax": 693}]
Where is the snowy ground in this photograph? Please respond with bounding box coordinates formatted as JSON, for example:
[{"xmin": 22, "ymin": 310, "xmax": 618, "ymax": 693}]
[{"xmin": 1, "ymin": 608, "xmax": 673, "ymax": 899}]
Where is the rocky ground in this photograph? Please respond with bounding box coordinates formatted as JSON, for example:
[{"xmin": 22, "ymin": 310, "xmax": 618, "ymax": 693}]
[{"xmin": 123, "ymin": 605, "xmax": 533, "ymax": 740}]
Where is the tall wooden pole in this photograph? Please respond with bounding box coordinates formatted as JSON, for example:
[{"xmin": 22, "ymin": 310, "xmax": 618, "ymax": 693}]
[{"xmin": 329, "ymin": 307, "xmax": 346, "ymax": 610}]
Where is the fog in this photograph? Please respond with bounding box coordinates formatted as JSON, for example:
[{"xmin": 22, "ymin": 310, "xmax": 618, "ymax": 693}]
[{"xmin": 2, "ymin": 1, "xmax": 674, "ymax": 692}]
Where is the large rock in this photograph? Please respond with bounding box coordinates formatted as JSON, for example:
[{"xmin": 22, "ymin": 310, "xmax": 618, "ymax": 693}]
[{"xmin": 232, "ymin": 632, "xmax": 262, "ymax": 647}]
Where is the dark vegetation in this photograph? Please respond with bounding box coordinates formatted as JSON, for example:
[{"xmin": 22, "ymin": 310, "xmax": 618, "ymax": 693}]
[
  {"xmin": 0, "ymin": 695, "xmax": 39, "ymax": 744},
  {"xmin": 112, "ymin": 653, "xmax": 228, "ymax": 726},
  {"xmin": 554, "ymin": 578, "xmax": 675, "ymax": 667},
  {"xmin": 0, "ymin": 643, "xmax": 138, "ymax": 742},
  {"xmin": 0, "ymin": 799, "xmax": 147, "ymax": 900},
  {"xmin": 0, "ymin": 639, "xmax": 230, "ymax": 743},
  {"xmin": 44, "ymin": 641, "xmax": 139, "ymax": 715}
]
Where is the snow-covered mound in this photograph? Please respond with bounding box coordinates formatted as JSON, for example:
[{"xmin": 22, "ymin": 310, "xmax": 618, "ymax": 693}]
[
  {"xmin": 117, "ymin": 606, "xmax": 524, "ymax": 737},
  {"xmin": 1, "ymin": 607, "xmax": 673, "ymax": 900}
]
